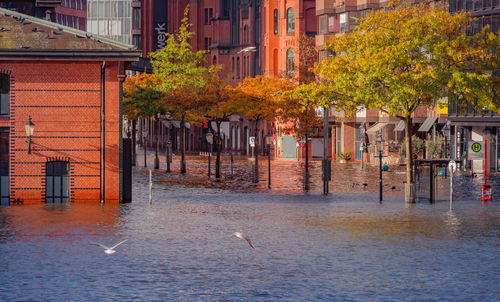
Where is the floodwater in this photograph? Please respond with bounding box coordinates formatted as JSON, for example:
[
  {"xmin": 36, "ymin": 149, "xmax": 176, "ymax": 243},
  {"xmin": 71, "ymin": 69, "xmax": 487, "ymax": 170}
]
[{"xmin": 1, "ymin": 154, "xmax": 499, "ymax": 301}]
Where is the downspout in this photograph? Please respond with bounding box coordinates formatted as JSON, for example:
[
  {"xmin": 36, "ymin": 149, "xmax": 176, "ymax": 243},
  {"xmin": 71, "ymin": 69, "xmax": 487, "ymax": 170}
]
[{"xmin": 100, "ymin": 61, "xmax": 106, "ymax": 204}]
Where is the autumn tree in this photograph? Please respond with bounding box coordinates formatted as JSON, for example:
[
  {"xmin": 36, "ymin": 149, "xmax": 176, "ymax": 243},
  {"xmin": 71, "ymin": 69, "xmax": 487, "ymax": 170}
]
[
  {"xmin": 150, "ymin": 5, "xmax": 209, "ymax": 174},
  {"xmin": 233, "ymin": 76, "xmax": 294, "ymax": 183},
  {"xmin": 316, "ymin": 0, "xmax": 499, "ymax": 203},
  {"xmin": 279, "ymin": 83, "xmax": 323, "ymax": 190},
  {"xmin": 123, "ymin": 73, "xmax": 164, "ymax": 168},
  {"xmin": 202, "ymin": 67, "xmax": 237, "ymax": 180}
]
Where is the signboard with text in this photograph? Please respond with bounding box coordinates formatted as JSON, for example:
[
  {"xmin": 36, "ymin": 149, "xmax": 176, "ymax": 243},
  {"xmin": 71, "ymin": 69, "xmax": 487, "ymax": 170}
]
[{"xmin": 153, "ymin": 0, "xmax": 168, "ymax": 51}]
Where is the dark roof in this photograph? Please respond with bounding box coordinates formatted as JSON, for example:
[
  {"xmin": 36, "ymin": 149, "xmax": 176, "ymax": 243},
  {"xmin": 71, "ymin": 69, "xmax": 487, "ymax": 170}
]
[{"xmin": 0, "ymin": 7, "xmax": 140, "ymax": 61}]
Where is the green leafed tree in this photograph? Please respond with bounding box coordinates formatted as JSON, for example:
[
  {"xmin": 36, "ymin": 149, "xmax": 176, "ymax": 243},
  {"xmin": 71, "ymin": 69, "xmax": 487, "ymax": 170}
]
[
  {"xmin": 316, "ymin": 0, "xmax": 499, "ymax": 203},
  {"xmin": 150, "ymin": 5, "xmax": 209, "ymax": 174}
]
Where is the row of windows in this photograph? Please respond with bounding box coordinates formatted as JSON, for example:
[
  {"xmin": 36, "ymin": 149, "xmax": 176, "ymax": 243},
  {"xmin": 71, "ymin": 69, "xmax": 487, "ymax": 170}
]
[
  {"xmin": 88, "ymin": 0, "xmax": 131, "ymax": 18},
  {"xmin": 231, "ymin": 56, "xmax": 252, "ymax": 79},
  {"xmin": 449, "ymin": 0, "xmax": 500, "ymax": 13},
  {"xmin": 204, "ymin": 8, "xmax": 213, "ymax": 25},
  {"xmin": 87, "ymin": 19, "xmax": 131, "ymax": 43},
  {"xmin": 56, "ymin": 14, "xmax": 86, "ymax": 30},
  {"xmin": 62, "ymin": 0, "xmax": 87, "ymax": 10},
  {"xmin": 272, "ymin": 8, "xmax": 296, "ymax": 35}
]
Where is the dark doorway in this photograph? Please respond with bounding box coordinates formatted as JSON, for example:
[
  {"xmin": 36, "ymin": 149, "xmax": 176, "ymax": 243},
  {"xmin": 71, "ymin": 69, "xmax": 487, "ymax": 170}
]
[{"xmin": 45, "ymin": 161, "xmax": 69, "ymax": 203}]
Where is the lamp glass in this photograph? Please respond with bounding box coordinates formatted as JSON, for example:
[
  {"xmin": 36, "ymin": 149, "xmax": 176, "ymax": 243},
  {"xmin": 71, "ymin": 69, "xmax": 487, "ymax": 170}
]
[{"xmin": 25, "ymin": 117, "xmax": 35, "ymax": 136}]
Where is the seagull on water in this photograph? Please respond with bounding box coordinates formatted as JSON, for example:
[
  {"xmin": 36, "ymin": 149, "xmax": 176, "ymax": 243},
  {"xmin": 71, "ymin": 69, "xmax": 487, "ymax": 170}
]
[
  {"xmin": 232, "ymin": 232, "xmax": 255, "ymax": 249},
  {"xmin": 91, "ymin": 239, "xmax": 128, "ymax": 254}
]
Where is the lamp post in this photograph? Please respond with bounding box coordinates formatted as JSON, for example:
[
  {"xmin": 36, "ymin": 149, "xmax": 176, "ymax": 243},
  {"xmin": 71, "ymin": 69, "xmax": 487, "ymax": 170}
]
[
  {"xmin": 441, "ymin": 121, "xmax": 450, "ymax": 159},
  {"xmin": 206, "ymin": 130, "xmax": 213, "ymax": 178},
  {"xmin": 359, "ymin": 123, "xmax": 365, "ymax": 169},
  {"xmin": 25, "ymin": 115, "xmax": 35, "ymax": 154},
  {"xmin": 159, "ymin": 112, "xmax": 173, "ymax": 173},
  {"xmin": 376, "ymin": 133, "xmax": 385, "ymax": 203}
]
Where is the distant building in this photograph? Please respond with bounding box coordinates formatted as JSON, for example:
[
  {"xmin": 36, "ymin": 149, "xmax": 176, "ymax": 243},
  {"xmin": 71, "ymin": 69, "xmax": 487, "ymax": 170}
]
[{"xmin": 0, "ymin": 8, "xmax": 140, "ymax": 204}]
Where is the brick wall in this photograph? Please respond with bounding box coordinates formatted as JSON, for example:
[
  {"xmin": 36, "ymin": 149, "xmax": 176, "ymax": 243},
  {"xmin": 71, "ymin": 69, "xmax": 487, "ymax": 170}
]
[{"xmin": 0, "ymin": 60, "xmax": 121, "ymax": 204}]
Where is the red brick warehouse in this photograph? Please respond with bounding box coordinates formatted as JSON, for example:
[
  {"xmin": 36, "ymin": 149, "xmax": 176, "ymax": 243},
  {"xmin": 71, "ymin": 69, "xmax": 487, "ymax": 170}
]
[{"xmin": 0, "ymin": 8, "xmax": 140, "ymax": 205}]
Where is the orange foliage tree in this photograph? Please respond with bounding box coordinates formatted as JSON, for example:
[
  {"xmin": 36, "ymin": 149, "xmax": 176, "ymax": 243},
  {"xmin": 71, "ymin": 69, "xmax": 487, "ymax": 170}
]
[{"xmin": 233, "ymin": 76, "xmax": 294, "ymax": 182}]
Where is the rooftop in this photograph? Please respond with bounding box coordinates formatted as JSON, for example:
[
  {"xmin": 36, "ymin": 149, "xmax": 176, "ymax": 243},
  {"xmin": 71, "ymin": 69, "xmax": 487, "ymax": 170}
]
[{"xmin": 0, "ymin": 7, "xmax": 140, "ymax": 60}]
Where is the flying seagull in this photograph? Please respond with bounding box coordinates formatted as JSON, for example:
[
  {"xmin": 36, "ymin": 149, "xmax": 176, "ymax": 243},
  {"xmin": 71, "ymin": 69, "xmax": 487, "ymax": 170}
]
[
  {"xmin": 91, "ymin": 239, "xmax": 128, "ymax": 254},
  {"xmin": 237, "ymin": 46, "xmax": 256, "ymax": 54},
  {"xmin": 232, "ymin": 232, "xmax": 255, "ymax": 249}
]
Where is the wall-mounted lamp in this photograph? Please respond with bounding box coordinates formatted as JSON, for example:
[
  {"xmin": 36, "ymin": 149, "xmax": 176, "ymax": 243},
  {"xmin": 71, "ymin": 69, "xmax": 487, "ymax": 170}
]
[{"xmin": 25, "ymin": 115, "xmax": 35, "ymax": 154}]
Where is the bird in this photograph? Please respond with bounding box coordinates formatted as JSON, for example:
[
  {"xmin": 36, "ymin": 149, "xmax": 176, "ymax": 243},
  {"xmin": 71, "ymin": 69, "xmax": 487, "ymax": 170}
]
[
  {"xmin": 238, "ymin": 46, "xmax": 256, "ymax": 54},
  {"xmin": 232, "ymin": 232, "xmax": 255, "ymax": 249},
  {"xmin": 91, "ymin": 239, "xmax": 128, "ymax": 254}
]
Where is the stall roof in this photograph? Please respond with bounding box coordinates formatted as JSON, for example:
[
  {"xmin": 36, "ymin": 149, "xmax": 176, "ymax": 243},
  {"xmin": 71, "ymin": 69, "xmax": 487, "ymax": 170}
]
[
  {"xmin": 366, "ymin": 122, "xmax": 387, "ymax": 134},
  {"xmin": 418, "ymin": 117, "xmax": 437, "ymax": 132}
]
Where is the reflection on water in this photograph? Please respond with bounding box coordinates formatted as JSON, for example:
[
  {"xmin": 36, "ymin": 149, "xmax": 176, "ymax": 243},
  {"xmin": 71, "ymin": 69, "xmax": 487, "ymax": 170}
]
[{"xmin": 1, "ymin": 173, "xmax": 500, "ymax": 301}]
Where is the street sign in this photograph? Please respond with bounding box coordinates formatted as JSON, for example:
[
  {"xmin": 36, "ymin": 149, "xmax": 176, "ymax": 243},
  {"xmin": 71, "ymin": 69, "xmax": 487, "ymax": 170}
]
[
  {"xmin": 448, "ymin": 160, "xmax": 456, "ymax": 173},
  {"xmin": 468, "ymin": 141, "xmax": 484, "ymax": 160},
  {"xmin": 206, "ymin": 132, "xmax": 213, "ymax": 144},
  {"xmin": 249, "ymin": 136, "xmax": 255, "ymax": 147}
]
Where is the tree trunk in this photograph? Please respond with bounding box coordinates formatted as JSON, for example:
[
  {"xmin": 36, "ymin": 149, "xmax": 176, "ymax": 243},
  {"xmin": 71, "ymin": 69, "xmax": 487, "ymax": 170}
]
[
  {"xmin": 132, "ymin": 119, "xmax": 137, "ymax": 166},
  {"xmin": 216, "ymin": 120, "xmax": 222, "ymax": 180},
  {"xmin": 253, "ymin": 120, "xmax": 259, "ymax": 183},
  {"xmin": 404, "ymin": 116, "xmax": 415, "ymax": 203},
  {"xmin": 305, "ymin": 134, "xmax": 310, "ymax": 191},
  {"xmin": 180, "ymin": 116, "xmax": 186, "ymax": 174}
]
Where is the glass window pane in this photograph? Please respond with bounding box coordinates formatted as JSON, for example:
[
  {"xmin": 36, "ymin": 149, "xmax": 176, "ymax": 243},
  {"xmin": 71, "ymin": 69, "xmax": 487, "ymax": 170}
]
[
  {"xmin": 63, "ymin": 176, "xmax": 69, "ymax": 198},
  {"xmin": 46, "ymin": 177, "xmax": 53, "ymax": 199},
  {"xmin": 1, "ymin": 176, "xmax": 9, "ymax": 199},
  {"xmin": 54, "ymin": 176, "xmax": 61, "ymax": 197}
]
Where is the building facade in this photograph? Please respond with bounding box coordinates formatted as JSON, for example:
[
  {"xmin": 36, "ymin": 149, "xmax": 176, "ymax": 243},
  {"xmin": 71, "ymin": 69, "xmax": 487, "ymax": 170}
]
[{"xmin": 0, "ymin": 8, "xmax": 139, "ymax": 204}]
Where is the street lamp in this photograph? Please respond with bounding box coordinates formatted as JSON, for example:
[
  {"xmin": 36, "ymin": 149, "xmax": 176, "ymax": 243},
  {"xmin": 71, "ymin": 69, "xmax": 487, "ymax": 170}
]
[
  {"xmin": 159, "ymin": 112, "xmax": 173, "ymax": 173},
  {"xmin": 359, "ymin": 123, "xmax": 366, "ymax": 169},
  {"xmin": 25, "ymin": 115, "xmax": 35, "ymax": 154},
  {"xmin": 441, "ymin": 121, "xmax": 450, "ymax": 158},
  {"xmin": 376, "ymin": 133, "xmax": 385, "ymax": 203},
  {"xmin": 206, "ymin": 130, "xmax": 213, "ymax": 178}
]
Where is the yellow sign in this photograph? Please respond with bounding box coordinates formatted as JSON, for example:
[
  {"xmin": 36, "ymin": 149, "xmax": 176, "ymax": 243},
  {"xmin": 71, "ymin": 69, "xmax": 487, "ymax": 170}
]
[
  {"xmin": 437, "ymin": 98, "xmax": 448, "ymax": 115},
  {"xmin": 471, "ymin": 142, "xmax": 482, "ymax": 152}
]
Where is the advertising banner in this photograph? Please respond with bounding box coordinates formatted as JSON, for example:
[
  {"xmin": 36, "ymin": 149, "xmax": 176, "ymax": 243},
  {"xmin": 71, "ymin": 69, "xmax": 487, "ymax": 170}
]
[{"xmin": 153, "ymin": 0, "xmax": 168, "ymax": 51}]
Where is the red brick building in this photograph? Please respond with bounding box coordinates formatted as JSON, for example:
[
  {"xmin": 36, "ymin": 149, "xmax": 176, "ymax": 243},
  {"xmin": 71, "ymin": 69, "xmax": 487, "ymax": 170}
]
[{"xmin": 0, "ymin": 8, "xmax": 139, "ymax": 205}]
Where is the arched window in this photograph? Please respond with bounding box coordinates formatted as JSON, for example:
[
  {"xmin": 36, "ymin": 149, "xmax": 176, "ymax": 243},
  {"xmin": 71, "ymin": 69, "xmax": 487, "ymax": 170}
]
[
  {"xmin": 287, "ymin": 8, "xmax": 295, "ymax": 34},
  {"xmin": 232, "ymin": 57, "xmax": 235, "ymax": 79},
  {"xmin": 286, "ymin": 48, "xmax": 295, "ymax": 76},
  {"xmin": 243, "ymin": 25, "xmax": 247, "ymax": 43},
  {"xmin": 0, "ymin": 73, "xmax": 9, "ymax": 115},
  {"xmin": 273, "ymin": 9, "xmax": 279, "ymax": 35},
  {"xmin": 213, "ymin": 55, "xmax": 217, "ymax": 65},
  {"xmin": 236, "ymin": 57, "xmax": 240, "ymax": 78},
  {"xmin": 45, "ymin": 161, "xmax": 70, "ymax": 203}
]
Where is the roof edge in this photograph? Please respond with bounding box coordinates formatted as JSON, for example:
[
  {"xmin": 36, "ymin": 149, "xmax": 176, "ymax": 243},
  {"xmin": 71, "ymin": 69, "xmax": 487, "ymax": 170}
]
[{"xmin": 0, "ymin": 7, "xmax": 138, "ymax": 51}]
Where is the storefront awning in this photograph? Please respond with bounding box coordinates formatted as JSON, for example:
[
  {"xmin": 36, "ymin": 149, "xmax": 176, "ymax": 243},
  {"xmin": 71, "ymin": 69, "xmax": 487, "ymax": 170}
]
[
  {"xmin": 417, "ymin": 117, "xmax": 437, "ymax": 132},
  {"xmin": 394, "ymin": 120, "xmax": 405, "ymax": 132},
  {"xmin": 366, "ymin": 122, "xmax": 387, "ymax": 134},
  {"xmin": 162, "ymin": 120, "xmax": 190, "ymax": 129}
]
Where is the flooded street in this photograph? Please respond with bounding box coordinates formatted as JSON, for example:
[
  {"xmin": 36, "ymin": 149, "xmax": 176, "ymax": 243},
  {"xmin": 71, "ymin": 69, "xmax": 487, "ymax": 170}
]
[{"xmin": 1, "ymin": 154, "xmax": 499, "ymax": 301}]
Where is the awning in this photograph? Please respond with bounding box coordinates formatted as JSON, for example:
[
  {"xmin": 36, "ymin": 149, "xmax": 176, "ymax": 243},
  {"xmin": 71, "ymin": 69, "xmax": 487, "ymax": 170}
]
[
  {"xmin": 366, "ymin": 122, "xmax": 387, "ymax": 134},
  {"xmin": 394, "ymin": 120, "xmax": 405, "ymax": 132},
  {"xmin": 417, "ymin": 117, "xmax": 437, "ymax": 132},
  {"xmin": 161, "ymin": 120, "xmax": 190, "ymax": 129},
  {"xmin": 210, "ymin": 121, "xmax": 230, "ymax": 138}
]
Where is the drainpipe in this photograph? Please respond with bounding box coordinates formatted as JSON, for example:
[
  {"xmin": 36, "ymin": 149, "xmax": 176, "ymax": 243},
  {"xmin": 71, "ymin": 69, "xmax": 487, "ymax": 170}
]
[{"xmin": 100, "ymin": 61, "xmax": 106, "ymax": 204}]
